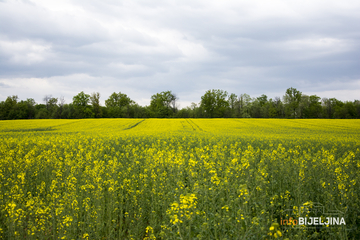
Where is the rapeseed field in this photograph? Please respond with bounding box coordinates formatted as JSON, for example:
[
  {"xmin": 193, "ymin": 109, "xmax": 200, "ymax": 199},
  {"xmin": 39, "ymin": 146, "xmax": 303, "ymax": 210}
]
[{"xmin": 0, "ymin": 119, "xmax": 359, "ymax": 239}]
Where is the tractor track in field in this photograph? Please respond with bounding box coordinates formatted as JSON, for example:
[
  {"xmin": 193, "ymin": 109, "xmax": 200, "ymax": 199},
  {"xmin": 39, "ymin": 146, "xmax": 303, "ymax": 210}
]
[
  {"xmin": 124, "ymin": 119, "xmax": 145, "ymax": 130},
  {"xmin": 186, "ymin": 119, "xmax": 205, "ymax": 132}
]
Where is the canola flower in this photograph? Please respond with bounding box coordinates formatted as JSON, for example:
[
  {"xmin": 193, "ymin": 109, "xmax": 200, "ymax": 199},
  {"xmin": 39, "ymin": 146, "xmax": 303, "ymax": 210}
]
[{"xmin": 0, "ymin": 119, "xmax": 359, "ymax": 239}]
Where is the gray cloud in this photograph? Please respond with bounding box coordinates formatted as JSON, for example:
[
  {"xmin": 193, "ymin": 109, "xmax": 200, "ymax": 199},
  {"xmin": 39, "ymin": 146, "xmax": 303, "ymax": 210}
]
[
  {"xmin": 0, "ymin": 0, "xmax": 359, "ymax": 107},
  {"xmin": 0, "ymin": 82, "xmax": 10, "ymax": 88}
]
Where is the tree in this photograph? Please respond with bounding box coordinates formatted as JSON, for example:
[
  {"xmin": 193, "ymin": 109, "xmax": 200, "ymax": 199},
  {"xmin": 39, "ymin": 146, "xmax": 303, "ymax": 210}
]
[
  {"xmin": 175, "ymin": 108, "xmax": 191, "ymax": 118},
  {"xmin": 267, "ymin": 97, "xmax": 284, "ymax": 118},
  {"xmin": 256, "ymin": 94, "xmax": 268, "ymax": 118},
  {"xmin": 250, "ymin": 99, "xmax": 262, "ymax": 118},
  {"xmin": 283, "ymin": 87, "xmax": 302, "ymax": 118},
  {"xmin": 228, "ymin": 93, "xmax": 238, "ymax": 117},
  {"xmin": 340, "ymin": 101, "xmax": 357, "ymax": 119},
  {"xmin": 48, "ymin": 97, "xmax": 59, "ymax": 118},
  {"xmin": 2, "ymin": 95, "xmax": 19, "ymax": 120},
  {"xmin": 150, "ymin": 91, "xmax": 177, "ymax": 118},
  {"xmin": 268, "ymin": 99, "xmax": 277, "ymax": 118},
  {"xmin": 26, "ymin": 98, "xmax": 36, "ymax": 119},
  {"xmin": 60, "ymin": 103, "xmax": 75, "ymax": 119},
  {"xmin": 72, "ymin": 91, "xmax": 93, "ymax": 118},
  {"xmin": 257, "ymin": 94, "xmax": 268, "ymax": 107},
  {"xmin": 90, "ymin": 92, "xmax": 102, "ymax": 118},
  {"xmin": 43, "ymin": 95, "xmax": 52, "ymax": 110},
  {"xmin": 59, "ymin": 96, "xmax": 65, "ymax": 107},
  {"xmin": 322, "ymin": 98, "xmax": 343, "ymax": 118},
  {"xmin": 170, "ymin": 93, "xmax": 178, "ymax": 111},
  {"xmin": 58, "ymin": 96, "xmax": 66, "ymax": 118},
  {"xmin": 105, "ymin": 92, "xmax": 133, "ymax": 108},
  {"xmin": 238, "ymin": 93, "xmax": 252, "ymax": 118},
  {"xmin": 12, "ymin": 100, "xmax": 28, "ymax": 119},
  {"xmin": 306, "ymin": 95, "xmax": 322, "ymax": 118},
  {"xmin": 105, "ymin": 92, "xmax": 134, "ymax": 118},
  {"xmin": 298, "ymin": 94, "xmax": 310, "ymax": 118},
  {"xmin": 200, "ymin": 89, "xmax": 229, "ymax": 118},
  {"xmin": 73, "ymin": 92, "xmax": 90, "ymax": 107},
  {"xmin": 128, "ymin": 103, "xmax": 150, "ymax": 118},
  {"xmin": 355, "ymin": 100, "xmax": 360, "ymax": 118}
]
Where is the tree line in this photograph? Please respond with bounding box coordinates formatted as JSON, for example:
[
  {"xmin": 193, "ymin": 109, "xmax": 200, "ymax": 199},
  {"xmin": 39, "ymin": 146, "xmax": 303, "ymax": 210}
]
[{"xmin": 1, "ymin": 88, "xmax": 359, "ymax": 120}]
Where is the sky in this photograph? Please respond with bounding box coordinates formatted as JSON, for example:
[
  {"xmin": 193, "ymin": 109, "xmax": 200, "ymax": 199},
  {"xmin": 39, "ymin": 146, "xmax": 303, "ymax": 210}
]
[{"xmin": 0, "ymin": 0, "xmax": 359, "ymax": 108}]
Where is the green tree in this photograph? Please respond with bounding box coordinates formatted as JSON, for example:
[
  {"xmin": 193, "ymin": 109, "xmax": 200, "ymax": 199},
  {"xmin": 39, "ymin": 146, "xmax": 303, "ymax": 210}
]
[
  {"xmin": 150, "ymin": 91, "xmax": 177, "ymax": 118},
  {"xmin": 72, "ymin": 91, "xmax": 93, "ymax": 118},
  {"xmin": 48, "ymin": 97, "xmax": 59, "ymax": 118},
  {"xmin": 175, "ymin": 108, "xmax": 191, "ymax": 118},
  {"xmin": 257, "ymin": 94, "xmax": 268, "ymax": 107},
  {"xmin": 256, "ymin": 94, "xmax": 268, "ymax": 118},
  {"xmin": 307, "ymin": 95, "xmax": 322, "ymax": 118},
  {"xmin": 26, "ymin": 98, "xmax": 36, "ymax": 119},
  {"xmin": 0, "ymin": 96, "xmax": 18, "ymax": 119},
  {"xmin": 105, "ymin": 92, "xmax": 133, "ymax": 118},
  {"xmin": 58, "ymin": 96, "xmax": 66, "ymax": 119},
  {"xmin": 129, "ymin": 103, "xmax": 150, "ymax": 118},
  {"xmin": 354, "ymin": 100, "xmax": 360, "ymax": 118},
  {"xmin": 333, "ymin": 100, "xmax": 356, "ymax": 119},
  {"xmin": 73, "ymin": 91, "xmax": 90, "ymax": 107},
  {"xmin": 268, "ymin": 99, "xmax": 277, "ymax": 118},
  {"xmin": 298, "ymin": 95, "xmax": 310, "ymax": 118},
  {"xmin": 322, "ymin": 98, "xmax": 342, "ymax": 118},
  {"xmin": 228, "ymin": 93, "xmax": 238, "ymax": 117},
  {"xmin": 0, "ymin": 101, "xmax": 4, "ymax": 120},
  {"xmin": 43, "ymin": 95, "xmax": 51, "ymax": 111},
  {"xmin": 283, "ymin": 87, "xmax": 302, "ymax": 118},
  {"xmin": 105, "ymin": 92, "xmax": 133, "ymax": 108},
  {"xmin": 90, "ymin": 92, "xmax": 102, "ymax": 118},
  {"xmin": 200, "ymin": 89, "xmax": 229, "ymax": 118},
  {"xmin": 250, "ymin": 99, "xmax": 262, "ymax": 118},
  {"xmin": 35, "ymin": 104, "xmax": 49, "ymax": 119},
  {"xmin": 42, "ymin": 95, "xmax": 59, "ymax": 118},
  {"xmin": 266, "ymin": 97, "xmax": 283, "ymax": 118},
  {"xmin": 13, "ymin": 99, "xmax": 37, "ymax": 119},
  {"xmin": 238, "ymin": 94, "xmax": 252, "ymax": 118},
  {"xmin": 342, "ymin": 102, "xmax": 357, "ymax": 118},
  {"xmin": 60, "ymin": 104, "xmax": 75, "ymax": 119},
  {"xmin": 4, "ymin": 95, "xmax": 19, "ymax": 119}
]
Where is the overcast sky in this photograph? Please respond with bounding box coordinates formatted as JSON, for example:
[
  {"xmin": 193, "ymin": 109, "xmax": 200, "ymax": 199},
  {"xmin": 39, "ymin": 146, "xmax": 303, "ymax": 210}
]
[{"xmin": 1, "ymin": 0, "xmax": 359, "ymax": 108}]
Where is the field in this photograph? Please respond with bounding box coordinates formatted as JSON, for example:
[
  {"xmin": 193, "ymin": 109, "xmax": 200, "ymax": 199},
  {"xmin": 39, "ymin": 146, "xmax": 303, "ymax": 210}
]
[{"xmin": 0, "ymin": 119, "xmax": 359, "ymax": 239}]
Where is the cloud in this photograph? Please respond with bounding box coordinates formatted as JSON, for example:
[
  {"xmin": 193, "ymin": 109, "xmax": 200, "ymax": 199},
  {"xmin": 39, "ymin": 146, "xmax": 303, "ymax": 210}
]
[
  {"xmin": 0, "ymin": 0, "xmax": 359, "ymax": 106},
  {"xmin": 0, "ymin": 39, "xmax": 52, "ymax": 65},
  {"xmin": 0, "ymin": 82, "xmax": 10, "ymax": 88}
]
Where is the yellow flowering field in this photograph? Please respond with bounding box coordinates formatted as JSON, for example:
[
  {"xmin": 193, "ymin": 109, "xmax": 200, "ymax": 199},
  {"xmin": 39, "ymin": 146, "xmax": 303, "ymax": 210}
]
[{"xmin": 0, "ymin": 119, "xmax": 359, "ymax": 239}]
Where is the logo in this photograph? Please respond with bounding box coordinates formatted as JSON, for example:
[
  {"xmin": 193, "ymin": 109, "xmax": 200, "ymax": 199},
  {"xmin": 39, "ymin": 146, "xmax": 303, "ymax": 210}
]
[{"xmin": 280, "ymin": 202, "xmax": 345, "ymax": 228}]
